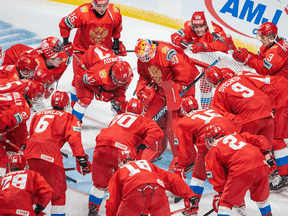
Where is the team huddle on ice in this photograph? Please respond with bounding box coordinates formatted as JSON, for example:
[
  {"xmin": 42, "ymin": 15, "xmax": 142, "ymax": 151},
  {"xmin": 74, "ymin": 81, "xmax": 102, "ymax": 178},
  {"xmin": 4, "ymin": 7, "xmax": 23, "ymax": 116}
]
[{"xmin": 0, "ymin": 0, "xmax": 288, "ymax": 215}]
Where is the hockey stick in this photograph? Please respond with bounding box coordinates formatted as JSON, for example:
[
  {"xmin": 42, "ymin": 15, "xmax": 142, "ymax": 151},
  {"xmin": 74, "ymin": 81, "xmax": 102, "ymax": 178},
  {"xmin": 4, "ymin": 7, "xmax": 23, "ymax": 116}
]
[
  {"xmin": 126, "ymin": 50, "xmax": 135, "ymax": 52},
  {"xmin": 203, "ymin": 208, "xmax": 214, "ymax": 216},
  {"xmin": 171, "ymin": 208, "xmax": 186, "ymax": 215},
  {"xmin": 73, "ymin": 54, "xmax": 121, "ymax": 112},
  {"xmin": 65, "ymin": 175, "xmax": 92, "ymax": 183},
  {"xmin": 152, "ymin": 57, "xmax": 220, "ymax": 122},
  {"xmin": 204, "ymin": 12, "xmax": 235, "ymax": 51},
  {"xmin": 65, "ymin": 167, "xmax": 76, "ymax": 171}
]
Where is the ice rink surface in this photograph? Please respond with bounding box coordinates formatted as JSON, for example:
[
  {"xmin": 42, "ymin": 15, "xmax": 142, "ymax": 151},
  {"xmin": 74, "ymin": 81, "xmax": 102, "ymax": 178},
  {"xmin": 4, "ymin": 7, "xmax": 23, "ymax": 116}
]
[{"xmin": 0, "ymin": 0, "xmax": 287, "ymax": 215}]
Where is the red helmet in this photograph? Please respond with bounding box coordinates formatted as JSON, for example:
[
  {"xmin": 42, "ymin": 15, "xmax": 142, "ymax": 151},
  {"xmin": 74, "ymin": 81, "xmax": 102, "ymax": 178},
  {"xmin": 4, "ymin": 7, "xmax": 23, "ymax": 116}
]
[
  {"xmin": 35, "ymin": 70, "xmax": 54, "ymax": 86},
  {"xmin": 111, "ymin": 61, "xmax": 132, "ymax": 87},
  {"xmin": 51, "ymin": 91, "xmax": 70, "ymax": 109},
  {"xmin": 221, "ymin": 68, "xmax": 236, "ymax": 80},
  {"xmin": 40, "ymin": 36, "xmax": 64, "ymax": 59},
  {"xmin": 92, "ymin": 0, "xmax": 108, "ymax": 4},
  {"xmin": 126, "ymin": 98, "xmax": 144, "ymax": 115},
  {"xmin": 205, "ymin": 66, "xmax": 224, "ymax": 85},
  {"xmin": 179, "ymin": 96, "xmax": 198, "ymax": 116},
  {"xmin": 9, "ymin": 155, "xmax": 27, "ymax": 171},
  {"xmin": 257, "ymin": 22, "xmax": 278, "ymax": 38},
  {"xmin": 204, "ymin": 124, "xmax": 225, "ymax": 149},
  {"xmin": 191, "ymin": 11, "xmax": 206, "ymax": 25},
  {"xmin": 135, "ymin": 38, "xmax": 157, "ymax": 62},
  {"xmin": 16, "ymin": 56, "xmax": 38, "ymax": 79},
  {"xmin": 24, "ymin": 80, "xmax": 45, "ymax": 103}
]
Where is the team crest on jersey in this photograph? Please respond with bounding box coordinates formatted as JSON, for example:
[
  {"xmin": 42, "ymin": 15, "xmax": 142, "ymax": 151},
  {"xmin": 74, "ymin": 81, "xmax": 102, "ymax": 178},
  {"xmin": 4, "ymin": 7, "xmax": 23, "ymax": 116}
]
[
  {"xmin": 14, "ymin": 73, "xmax": 19, "ymax": 80},
  {"xmin": 148, "ymin": 65, "xmax": 162, "ymax": 84},
  {"xmin": 99, "ymin": 70, "xmax": 107, "ymax": 78},
  {"xmin": 80, "ymin": 6, "xmax": 88, "ymax": 12},
  {"xmin": 161, "ymin": 46, "xmax": 169, "ymax": 54},
  {"xmin": 90, "ymin": 27, "xmax": 109, "ymax": 44},
  {"xmin": 113, "ymin": 5, "xmax": 119, "ymax": 13}
]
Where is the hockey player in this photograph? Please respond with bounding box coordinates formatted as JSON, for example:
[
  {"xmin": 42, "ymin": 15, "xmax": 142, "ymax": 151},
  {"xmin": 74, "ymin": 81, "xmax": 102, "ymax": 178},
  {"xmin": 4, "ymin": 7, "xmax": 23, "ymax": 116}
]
[
  {"xmin": 227, "ymin": 70, "xmax": 288, "ymax": 191},
  {"xmin": 0, "ymin": 155, "xmax": 53, "ymax": 215},
  {"xmin": 232, "ymin": 22, "xmax": 288, "ymax": 79},
  {"xmin": 88, "ymin": 98, "xmax": 164, "ymax": 216},
  {"xmin": 205, "ymin": 66, "xmax": 274, "ymax": 149},
  {"xmin": 0, "ymin": 80, "xmax": 44, "ymax": 173},
  {"xmin": 134, "ymin": 38, "xmax": 200, "ymax": 162},
  {"xmin": 205, "ymin": 125, "xmax": 273, "ymax": 216},
  {"xmin": 106, "ymin": 159, "xmax": 199, "ymax": 216},
  {"xmin": 72, "ymin": 44, "xmax": 133, "ymax": 121},
  {"xmin": 171, "ymin": 11, "xmax": 236, "ymax": 53},
  {"xmin": 59, "ymin": 0, "xmax": 126, "ymax": 105},
  {"xmin": 0, "ymin": 55, "xmax": 38, "ymax": 84},
  {"xmin": 175, "ymin": 99, "xmax": 242, "ymax": 215},
  {"xmin": 24, "ymin": 90, "xmax": 91, "ymax": 216}
]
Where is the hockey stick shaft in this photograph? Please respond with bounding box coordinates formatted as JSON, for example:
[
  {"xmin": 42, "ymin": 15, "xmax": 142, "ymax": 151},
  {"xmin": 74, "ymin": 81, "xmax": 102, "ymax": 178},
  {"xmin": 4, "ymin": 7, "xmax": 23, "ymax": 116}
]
[
  {"xmin": 171, "ymin": 208, "xmax": 186, "ymax": 215},
  {"xmin": 203, "ymin": 208, "xmax": 214, "ymax": 216},
  {"xmin": 73, "ymin": 54, "xmax": 121, "ymax": 112},
  {"xmin": 65, "ymin": 167, "xmax": 76, "ymax": 171},
  {"xmin": 126, "ymin": 50, "xmax": 135, "ymax": 52},
  {"xmin": 152, "ymin": 58, "xmax": 220, "ymax": 122}
]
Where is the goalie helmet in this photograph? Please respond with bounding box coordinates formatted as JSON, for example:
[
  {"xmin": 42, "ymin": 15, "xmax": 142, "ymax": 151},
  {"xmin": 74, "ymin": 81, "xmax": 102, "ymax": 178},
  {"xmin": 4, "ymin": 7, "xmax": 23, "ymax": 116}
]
[
  {"xmin": 16, "ymin": 56, "xmax": 38, "ymax": 79},
  {"xmin": 221, "ymin": 68, "xmax": 236, "ymax": 80},
  {"xmin": 126, "ymin": 98, "xmax": 143, "ymax": 115},
  {"xmin": 204, "ymin": 124, "xmax": 225, "ymax": 150},
  {"xmin": 179, "ymin": 96, "xmax": 198, "ymax": 116},
  {"xmin": 9, "ymin": 155, "xmax": 27, "ymax": 172},
  {"xmin": 205, "ymin": 66, "xmax": 224, "ymax": 85},
  {"xmin": 24, "ymin": 80, "xmax": 45, "ymax": 104},
  {"xmin": 51, "ymin": 91, "xmax": 70, "ymax": 109},
  {"xmin": 191, "ymin": 11, "xmax": 206, "ymax": 25},
  {"xmin": 135, "ymin": 38, "xmax": 157, "ymax": 62},
  {"xmin": 257, "ymin": 22, "xmax": 278, "ymax": 39},
  {"xmin": 40, "ymin": 36, "xmax": 64, "ymax": 59},
  {"xmin": 111, "ymin": 61, "xmax": 132, "ymax": 87}
]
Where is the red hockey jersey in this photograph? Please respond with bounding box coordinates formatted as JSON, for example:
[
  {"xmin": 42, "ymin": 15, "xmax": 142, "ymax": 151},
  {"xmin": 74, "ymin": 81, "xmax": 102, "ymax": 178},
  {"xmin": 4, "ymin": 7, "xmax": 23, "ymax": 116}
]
[
  {"xmin": 0, "ymin": 169, "xmax": 53, "ymax": 215},
  {"xmin": 211, "ymin": 76, "xmax": 273, "ymax": 124},
  {"xmin": 24, "ymin": 109, "xmax": 85, "ymax": 168},
  {"xmin": 2, "ymin": 44, "xmax": 33, "ymax": 65},
  {"xmin": 96, "ymin": 113, "xmax": 164, "ymax": 158},
  {"xmin": 176, "ymin": 108, "xmax": 242, "ymax": 169},
  {"xmin": 205, "ymin": 133, "xmax": 270, "ymax": 192},
  {"xmin": 247, "ymin": 38, "xmax": 288, "ymax": 79},
  {"xmin": 171, "ymin": 21, "xmax": 236, "ymax": 53},
  {"xmin": 136, "ymin": 41, "xmax": 199, "ymax": 95},
  {"xmin": 106, "ymin": 160, "xmax": 195, "ymax": 216},
  {"xmin": 59, "ymin": 3, "xmax": 122, "ymax": 52}
]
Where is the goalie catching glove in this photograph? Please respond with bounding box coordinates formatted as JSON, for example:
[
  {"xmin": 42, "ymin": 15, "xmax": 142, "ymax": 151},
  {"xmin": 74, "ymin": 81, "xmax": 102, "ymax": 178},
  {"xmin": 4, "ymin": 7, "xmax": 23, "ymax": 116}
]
[{"xmin": 76, "ymin": 154, "xmax": 92, "ymax": 175}]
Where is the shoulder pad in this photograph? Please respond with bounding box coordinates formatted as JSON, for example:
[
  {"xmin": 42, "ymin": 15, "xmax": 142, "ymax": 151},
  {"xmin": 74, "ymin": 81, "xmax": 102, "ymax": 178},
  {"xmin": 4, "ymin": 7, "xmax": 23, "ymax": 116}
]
[{"xmin": 166, "ymin": 49, "xmax": 177, "ymax": 61}]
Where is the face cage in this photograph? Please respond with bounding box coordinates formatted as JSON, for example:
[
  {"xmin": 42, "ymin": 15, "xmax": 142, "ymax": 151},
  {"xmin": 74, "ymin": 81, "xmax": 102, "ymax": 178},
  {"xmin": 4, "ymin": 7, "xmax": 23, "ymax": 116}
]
[
  {"xmin": 32, "ymin": 93, "xmax": 45, "ymax": 103},
  {"xmin": 111, "ymin": 73, "xmax": 127, "ymax": 87},
  {"xmin": 204, "ymin": 137, "xmax": 214, "ymax": 150},
  {"xmin": 52, "ymin": 41, "xmax": 64, "ymax": 53},
  {"xmin": 21, "ymin": 69, "xmax": 36, "ymax": 79}
]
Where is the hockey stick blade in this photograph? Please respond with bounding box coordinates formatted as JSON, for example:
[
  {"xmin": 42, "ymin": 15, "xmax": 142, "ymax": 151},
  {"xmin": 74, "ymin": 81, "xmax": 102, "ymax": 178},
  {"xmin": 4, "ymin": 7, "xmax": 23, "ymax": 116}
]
[
  {"xmin": 203, "ymin": 208, "xmax": 214, "ymax": 216},
  {"xmin": 152, "ymin": 58, "xmax": 220, "ymax": 122}
]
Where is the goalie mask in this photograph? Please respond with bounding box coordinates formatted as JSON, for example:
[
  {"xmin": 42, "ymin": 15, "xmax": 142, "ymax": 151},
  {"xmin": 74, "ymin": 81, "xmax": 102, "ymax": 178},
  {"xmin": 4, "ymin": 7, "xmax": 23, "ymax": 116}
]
[
  {"xmin": 110, "ymin": 61, "xmax": 132, "ymax": 87},
  {"xmin": 9, "ymin": 155, "xmax": 27, "ymax": 172},
  {"xmin": 41, "ymin": 36, "xmax": 64, "ymax": 59},
  {"xmin": 205, "ymin": 66, "xmax": 224, "ymax": 85},
  {"xmin": 16, "ymin": 56, "xmax": 38, "ymax": 79},
  {"xmin": 204, "ymin": 124, "xmax": 225, "ymax": 150},
  {"xmin": 51, "ymin": 91, "xmax": 70, "ymax": 110},
  {"xmin": 135, "ymin": 38, "xmax": 157, "ymax": 62},
  {"xmin": 126, "ymin": 98, "xmax": 144, "ymax": 115}
]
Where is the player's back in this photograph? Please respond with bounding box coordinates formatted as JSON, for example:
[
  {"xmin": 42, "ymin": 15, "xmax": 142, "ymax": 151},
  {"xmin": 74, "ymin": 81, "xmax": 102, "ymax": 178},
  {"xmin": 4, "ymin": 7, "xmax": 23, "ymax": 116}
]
[
  {"xmin": 0, "ymin": 169, "xmax": 42, "ymax": 214},
  {"xmin": 2, "ymin": 44, "xmax": 33, "ymax": 65}
]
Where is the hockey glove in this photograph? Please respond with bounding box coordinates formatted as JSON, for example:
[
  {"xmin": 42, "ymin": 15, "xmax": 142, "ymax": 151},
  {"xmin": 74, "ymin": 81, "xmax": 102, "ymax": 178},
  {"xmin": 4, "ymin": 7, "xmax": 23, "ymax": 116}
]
[
  {"xmin": 190, "ymin": 43, "xmax": 209, "ymax": 53},
  {"xmin": 232, "ymin": 47, "xmax": 251, "ymax": 65},
  {"xmin": 76, "ymin": 154, "xmax": 92, "ymax": 176},
  {"xmin": 34, "ymin": 203, "xmax": 45, "ymax": 215},
  {"xmin": 136, "ymin": 85, "xmax": 155, "ymax": 105},
  {"xmin": 184, "ymin": 196, "xmax": 199, "ymax": 215},
  {"xmin": 174, "ymin": 167, "xmax": 187, "ymax": 180},
  {"xmin": 83, "ymin": 74, "xmax": 96, "ymax": 85},
  {"xmin": 213, "ymin": 192, "xmax": 222, "ymax": 213},
  {"xmin": 95, "ymin": 90, "xmax": 114, "ymax": 102},
  {"xmin": 112, "ymin": 38, "xmax": 120, "ymax": 54}
]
